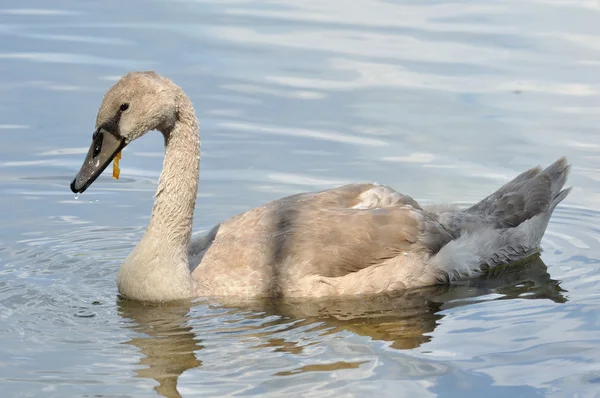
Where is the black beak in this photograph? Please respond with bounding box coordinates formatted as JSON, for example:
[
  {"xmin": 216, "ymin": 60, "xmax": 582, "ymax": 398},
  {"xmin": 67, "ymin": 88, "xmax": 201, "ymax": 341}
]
[{"xmin": 70, "ymin": 129, "xmax": 126, "ymax": 194}]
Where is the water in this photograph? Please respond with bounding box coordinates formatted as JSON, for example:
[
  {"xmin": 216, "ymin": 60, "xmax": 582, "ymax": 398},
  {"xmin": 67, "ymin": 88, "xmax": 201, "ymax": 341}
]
[{"xmin": 1, "ymin": 0, "xmax": 600, "ymax": 396}]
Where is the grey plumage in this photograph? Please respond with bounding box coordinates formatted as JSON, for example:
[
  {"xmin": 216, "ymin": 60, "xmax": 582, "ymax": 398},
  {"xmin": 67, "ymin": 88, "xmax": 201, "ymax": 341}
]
[
  {"xmin": 74, "ymin": 71, "xmax": 572, "ymax": 301},
  {"xmin": 466, "ymin": 157, "xmax": 571, "ymax": 228}
]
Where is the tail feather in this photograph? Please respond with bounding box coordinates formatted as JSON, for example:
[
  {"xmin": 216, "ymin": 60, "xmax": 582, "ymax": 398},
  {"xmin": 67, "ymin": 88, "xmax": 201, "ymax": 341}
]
[
  {"xmin": 552, "ymin": 187, "xmax": 572, "ymax": 210},
  {"xmin": 428, "ymin": 157, "xmax": 571, "ymax": 282},
  {"xmin": 542, "ymin": 156, "xmax": 571, "ymax": 200},
  {"xmin": 465, "ymin": 157, "xmax": 570, "ymax": 229}
]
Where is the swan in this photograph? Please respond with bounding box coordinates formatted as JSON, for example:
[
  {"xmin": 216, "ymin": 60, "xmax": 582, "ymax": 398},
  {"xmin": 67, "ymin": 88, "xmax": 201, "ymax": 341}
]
[{"xmin": 70, "ymin": 71, "xmax": 571, "ymax": 302}]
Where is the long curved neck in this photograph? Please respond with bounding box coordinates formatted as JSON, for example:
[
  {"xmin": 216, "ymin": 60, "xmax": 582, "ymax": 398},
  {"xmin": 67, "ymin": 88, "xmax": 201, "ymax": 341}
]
[
  {"xmin": 118, "ymin": 90, "xmax": 201, "ymax": 302},
  {"xmin": 146, "ymin": 95, "xmax": 200, "ymax": 248}
]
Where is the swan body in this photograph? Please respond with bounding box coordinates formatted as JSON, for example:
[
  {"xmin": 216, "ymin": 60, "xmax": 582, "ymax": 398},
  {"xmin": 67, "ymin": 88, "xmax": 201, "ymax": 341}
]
[{"xmin": 71, "ymin": 71, "xmax": 571, "ymax": 302}]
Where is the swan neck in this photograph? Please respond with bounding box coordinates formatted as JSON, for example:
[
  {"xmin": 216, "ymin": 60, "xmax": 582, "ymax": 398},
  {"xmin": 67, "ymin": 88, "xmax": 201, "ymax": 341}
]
[{"xmin": 146, "ymin": 95, "xmax": 200, "ymax": 248}]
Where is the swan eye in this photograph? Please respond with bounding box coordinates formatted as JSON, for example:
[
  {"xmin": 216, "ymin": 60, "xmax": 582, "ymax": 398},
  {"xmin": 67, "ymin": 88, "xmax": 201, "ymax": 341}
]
[
  {"xmin": 120, "ymin": 103, "xmax": 130, "ymax": 112},
  {"xmin": 92, "ymin": 131, "xmax": 103, "ymax": 158}
]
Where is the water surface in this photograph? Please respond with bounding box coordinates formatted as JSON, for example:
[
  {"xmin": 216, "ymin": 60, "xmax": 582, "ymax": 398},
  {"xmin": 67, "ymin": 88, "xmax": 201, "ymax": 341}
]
[{"xmin": 1, "ymin": 0, "xmax": 600, "ymax": 397}]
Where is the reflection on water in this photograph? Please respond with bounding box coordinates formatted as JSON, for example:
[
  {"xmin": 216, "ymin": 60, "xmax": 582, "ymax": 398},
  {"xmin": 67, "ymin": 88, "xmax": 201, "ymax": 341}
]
[
  {"xmin": 121, "ymin": 256, "xmax": 564, "ymax": 398},
  {"xmin": 119, "ymin": 301, "xmax": 202, "ymax": 398}
]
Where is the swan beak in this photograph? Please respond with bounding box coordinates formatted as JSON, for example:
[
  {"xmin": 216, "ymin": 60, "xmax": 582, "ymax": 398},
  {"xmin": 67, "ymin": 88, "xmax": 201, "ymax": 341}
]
[{"xmin": 70, "ymin": 129, "xmax": 126, "ymax": 194}]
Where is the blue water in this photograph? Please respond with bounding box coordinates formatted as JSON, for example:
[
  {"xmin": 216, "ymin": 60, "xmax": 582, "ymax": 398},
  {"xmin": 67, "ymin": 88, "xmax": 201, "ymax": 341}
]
[{"xmin": 1, "ymin": 1, "xmax": 600, "ymax": 397}]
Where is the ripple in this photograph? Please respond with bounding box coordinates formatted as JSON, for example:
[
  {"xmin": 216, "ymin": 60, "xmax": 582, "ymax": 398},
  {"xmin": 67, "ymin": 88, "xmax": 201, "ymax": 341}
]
[
  {"xmin": 0, "ymin": 52, "xmax": 147, "ymax": 68},
  {"xmin": 0, "ymin": 8, "xmax": 81, "ymax": 16},
  {"xmin": 219, "ymin": 121, "xmax": 389, "ymax": 146},
  {"xmin": 274, "ymin": 360, "xmax": 368, "ymax": 376}
]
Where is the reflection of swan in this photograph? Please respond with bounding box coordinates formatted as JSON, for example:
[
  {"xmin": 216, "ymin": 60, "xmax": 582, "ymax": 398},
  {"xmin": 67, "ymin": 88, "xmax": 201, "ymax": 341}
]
[
  {"xmin": 118, "ymin": 300, "xmax": 201, "ymax": 398},
  {"xmin": 70, "ymin": 71, "xmax": 571, "ymax": 302},
  {"xmin": 120, "ymin": 255, "xmax": 565, "ymax": 397},
  {"xmin": 245, "ymin": 255, "xmax": 566, "ymax": 350}
]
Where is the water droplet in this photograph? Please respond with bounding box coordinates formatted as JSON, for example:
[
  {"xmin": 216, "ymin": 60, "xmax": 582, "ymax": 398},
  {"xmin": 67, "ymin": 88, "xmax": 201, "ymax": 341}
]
[{"xmin": 74, "ymin": 193, "xmax": 79, "ymax": 200}]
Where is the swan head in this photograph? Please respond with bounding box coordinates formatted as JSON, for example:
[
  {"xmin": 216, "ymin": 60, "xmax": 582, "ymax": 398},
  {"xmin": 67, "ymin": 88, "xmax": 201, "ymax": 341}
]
[{"xmin": 70, "ymin": 71, "xmax": 180, "ymax": 194}]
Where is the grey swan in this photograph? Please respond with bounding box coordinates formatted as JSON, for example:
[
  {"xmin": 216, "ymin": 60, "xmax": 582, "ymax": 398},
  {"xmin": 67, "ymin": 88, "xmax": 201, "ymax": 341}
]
[{"xmin": 70, "ymin": 71, "xmax": 571, "ymax": 302}]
